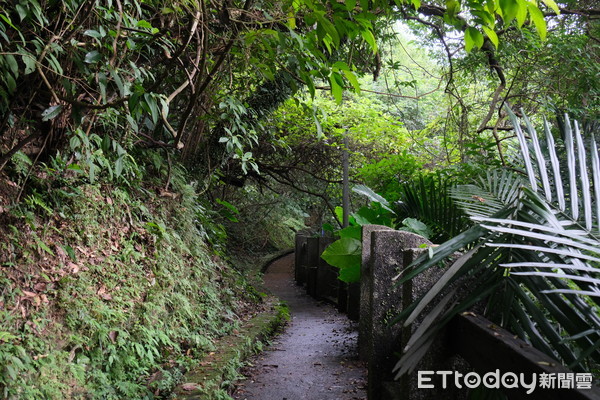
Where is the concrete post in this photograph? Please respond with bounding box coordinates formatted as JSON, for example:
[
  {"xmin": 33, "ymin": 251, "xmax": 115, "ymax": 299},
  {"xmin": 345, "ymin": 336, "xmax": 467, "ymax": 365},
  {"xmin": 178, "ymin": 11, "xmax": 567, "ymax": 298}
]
[
  {"xmin": 358, "ymin": 225, "xmax": 395, "ymax": 361},
  {"xmin": 294, "ymin": 233, "xmax": 309, "ymax": 285},
  {"xmin": 346, "ymin": 282, "xmax": 360, "ymax": 321},
  {"xmin": 305, "ymin": 237, "xmax": 320, "ymax": 298},
  {"xmin": 366, "ymin": 230, "xmax": 432, "ymax": 400},
  {"xmin": 316, "ymin": 236, "xmax": 336, "ymax": 301}
]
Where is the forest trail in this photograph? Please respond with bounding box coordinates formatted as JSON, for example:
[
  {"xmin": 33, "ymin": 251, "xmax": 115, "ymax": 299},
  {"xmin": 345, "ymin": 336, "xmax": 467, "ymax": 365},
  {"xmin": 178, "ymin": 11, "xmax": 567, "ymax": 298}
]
[{"xmin": 232, "ymin": 253, "xmax": 367, "ymax": 400}]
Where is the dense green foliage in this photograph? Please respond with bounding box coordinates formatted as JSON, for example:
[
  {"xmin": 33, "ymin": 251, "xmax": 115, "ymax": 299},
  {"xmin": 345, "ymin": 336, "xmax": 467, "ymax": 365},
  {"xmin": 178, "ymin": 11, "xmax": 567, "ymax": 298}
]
[
  {"xmin": 0, "ymin": 161, "xmax": 263, "ymax": 399},
  {"xmin": 394, "ymin": 111, "xmax": 600, "ymax": 380},
  {"xmin": 1, "ymin": 0, "xmax": 599, "ymax": 397}
]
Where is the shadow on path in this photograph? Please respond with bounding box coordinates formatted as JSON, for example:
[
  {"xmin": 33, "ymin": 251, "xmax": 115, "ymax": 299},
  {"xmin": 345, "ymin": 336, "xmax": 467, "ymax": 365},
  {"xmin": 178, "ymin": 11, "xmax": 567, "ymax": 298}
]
[{"xmin": 232, "ymin": 253, "xmax": 367, "ymax": 400}]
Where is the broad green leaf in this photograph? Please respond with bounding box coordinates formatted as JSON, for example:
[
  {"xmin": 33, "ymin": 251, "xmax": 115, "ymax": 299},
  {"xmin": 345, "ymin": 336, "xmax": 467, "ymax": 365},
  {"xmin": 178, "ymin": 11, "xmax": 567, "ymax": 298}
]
[
  {"xmin": 352, "ymin": 184, "xmax": 392, "ymax": 211},
  {"xmin": 338, "ymin": 225, "xmax": 362, "ymax": 240},
  {"xmin": 41, "ymin": 105, "xmax": 63, "ymax": 121},
  {"xmin": 399, "ymin": 218, "xmax": 432, "ymax": 239},
  {"xmin": 322, "ymin": 223, "xmax": 335, "ymax": 233},
  {"xmin": 499, "ymin": 0, "xmax": 519, "ymax": 24},
  {"xmin": 46, "ymin": 53, "xmax": 64, "ymax": 75},
  {"xmin": 481, "ymin": 26, "xmax": 499, "ymax": 48},
  {"xmin": 110, "ymin": 69, "xmax": 125, "ymax": 97},
  {"xmin": 338, "ymin": 264, "xmax": 360, "ymax": 282},
  {"xmin": 342, "ymin": 70, "xmax": 361, "ymax": 94},
  {"xmin": 5, "ymin": 74, "xmax": 16, "ymax": 93},
  {"xmin": 321, "ymin": 237, "xmax": 362, "ymax": 278},
  {"xmin": 333, "ymin": 61, "xmax": 350, "ymax": 71},
  {"xmin": 144, "ymin": 93, "xmax": 159, "ymax": 123},
  {"xmin": 114, "ymin": 156, "xmax": 124, "ymax": 178},
  {"xmin": 527, "ymin": 2, "xmax": 547, "ymax": 40},
  {"xmin": 464, "ymin": 27, "xmax": 484, "ymax": 52},
  {"xmin": 287, "ymin": 12, "xmax": 296, "ymax": 29},
  {"xmin": 216, "ymin": 198, "xmax": 240, "ymax": 215},
  {"xmin": 353, "ymin": 205, "xmax": 393, "ymax": 226},
  {"xmin": 329, "ymin": 72, "xmax": 343, "ymax": 104},
  {"xmin": 360, "ymin": 29, "xmax": 378, "ymax": 53},
  {"xmin": 515, "ymin": 0, "xmax": 528, "ymax": 28},
  {"xmin": 16, "ymin": 4, "xmax": 27, "ymax": 21},
  {"xmin": 21, "ymin": 53, "xmax": 36, "ymax": 75},
  {"xmin": 83, "ymin": 29, "xmax": 104, "ymax": 39},
  {"xmin": 335, "ymin": 206, "xmax": 344, "ymax": 224},
  {"xmin": 84, "ymin": 50, "xmax": 102, "ymax": 64},
  {"xmin": 136, "ymin": 20, "xmax": 153, "ymax": 29},
  {"xmin": 4, "ymin": 54, "xmax": 18, "ymax": 77},
  {"xmin": 316, "ymin": 15, "xmax": 340, "ymax": 47},
  {"xmin": 446, "ymin": 0, "xmax": 459, "ymax": 16},
  {"xmin": 541, "ymin": 0, "xmax": 560, "ymax": 14}
]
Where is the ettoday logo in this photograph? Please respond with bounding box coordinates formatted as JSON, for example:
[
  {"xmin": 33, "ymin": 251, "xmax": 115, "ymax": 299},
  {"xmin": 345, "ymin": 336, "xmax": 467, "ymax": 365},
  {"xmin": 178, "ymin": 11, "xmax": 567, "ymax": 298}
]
[{"xmin": 418, "ymin": 370, "xmax": 594, "ymax": 394}]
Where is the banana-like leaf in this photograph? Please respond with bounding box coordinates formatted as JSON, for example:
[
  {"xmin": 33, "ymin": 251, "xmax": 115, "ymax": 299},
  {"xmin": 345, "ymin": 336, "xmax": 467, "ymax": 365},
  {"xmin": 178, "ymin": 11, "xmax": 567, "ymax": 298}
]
[{"xmin": 352, "ymin": 184, "xmax": 393, "ymax": 212}]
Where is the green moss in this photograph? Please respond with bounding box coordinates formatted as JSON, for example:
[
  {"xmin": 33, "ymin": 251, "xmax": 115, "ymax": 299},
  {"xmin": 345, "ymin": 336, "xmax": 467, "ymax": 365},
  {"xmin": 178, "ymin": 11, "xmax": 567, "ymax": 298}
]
[{"xmin": 171, "ymin": 299, "xmax": 289, "ymax": 400}]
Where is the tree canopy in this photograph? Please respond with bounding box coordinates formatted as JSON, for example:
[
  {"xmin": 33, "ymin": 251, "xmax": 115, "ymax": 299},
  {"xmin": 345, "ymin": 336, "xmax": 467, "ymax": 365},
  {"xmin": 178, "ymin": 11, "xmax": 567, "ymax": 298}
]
[{"xmin": 4, "ymin": 0, "xmax": 596, "ymax": 183}]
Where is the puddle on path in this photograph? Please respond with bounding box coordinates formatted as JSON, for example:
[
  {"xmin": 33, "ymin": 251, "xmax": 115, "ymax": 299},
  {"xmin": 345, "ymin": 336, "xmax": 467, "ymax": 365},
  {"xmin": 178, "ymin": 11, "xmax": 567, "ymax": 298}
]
[{"xmin": 232, "ymin": 253, "xmax": 367, "ymax": 400}]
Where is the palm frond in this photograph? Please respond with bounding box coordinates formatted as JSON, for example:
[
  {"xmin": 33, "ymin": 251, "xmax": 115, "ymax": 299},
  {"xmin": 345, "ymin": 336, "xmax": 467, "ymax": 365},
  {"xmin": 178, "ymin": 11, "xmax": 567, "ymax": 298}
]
[
  {"xmin": 450, "ymin": 169, "xmax": 522, "ymax": 218},
  {"xmin": 396, "ymin": 175, "xmax": 471, "ymax": 242},
  {"xmin": 393, "ymin": 108, "xmax": 600, "ymax": 379}
]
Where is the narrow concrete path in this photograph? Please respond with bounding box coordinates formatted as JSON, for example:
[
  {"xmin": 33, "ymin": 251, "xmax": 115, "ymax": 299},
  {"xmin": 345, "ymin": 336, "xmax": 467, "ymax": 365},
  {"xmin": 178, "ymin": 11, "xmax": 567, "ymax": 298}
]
[{"xmin": 232, "ymin": 253, "xmax": 367, "ymax": 400}]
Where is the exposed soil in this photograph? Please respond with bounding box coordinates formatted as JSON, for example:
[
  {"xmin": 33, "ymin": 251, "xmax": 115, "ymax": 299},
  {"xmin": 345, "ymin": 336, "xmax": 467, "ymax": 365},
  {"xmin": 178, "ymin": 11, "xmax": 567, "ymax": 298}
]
[{"xmin": 232, "ymin": 253, "xmax": 367, "ymax": 400}]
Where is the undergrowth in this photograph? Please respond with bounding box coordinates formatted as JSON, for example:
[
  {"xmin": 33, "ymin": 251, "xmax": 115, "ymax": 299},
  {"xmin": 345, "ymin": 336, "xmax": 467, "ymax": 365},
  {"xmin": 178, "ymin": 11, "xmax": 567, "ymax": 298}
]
[{"xmin": 0, "ymin": 152, "xmax": 262, "ymax": 399}]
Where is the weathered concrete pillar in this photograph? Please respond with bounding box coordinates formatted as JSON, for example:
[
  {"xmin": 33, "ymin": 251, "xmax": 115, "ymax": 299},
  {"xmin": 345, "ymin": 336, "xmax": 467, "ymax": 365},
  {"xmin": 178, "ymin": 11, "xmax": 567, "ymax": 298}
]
[
  {"xmin": 294, "ymin": 233, "xmax": 309, "ymax": 285},
  {"xmin": 396, "ymin": 248, "xmax": 468, "ymax": 400},
  {"xmin": 346, "ymin": 282, "xmax": 360, "ymax": 321},
  {"xmin": 305, "ymin": 237, "xmax": 320, "ymax": 298},
  {"xmin": 358, "ymin": 225, "xmax": 395, "ymax": 361},
  {"xmin": 366, "ymin": 230, "xmax": 432, "ymax": 400},
  {"xmin": 316, "ymin": 236, "xmax": 336, "ymax": 301},
  {"xmin": 379, "ymin": 247, "xmax": 468, "ymax": 400}
]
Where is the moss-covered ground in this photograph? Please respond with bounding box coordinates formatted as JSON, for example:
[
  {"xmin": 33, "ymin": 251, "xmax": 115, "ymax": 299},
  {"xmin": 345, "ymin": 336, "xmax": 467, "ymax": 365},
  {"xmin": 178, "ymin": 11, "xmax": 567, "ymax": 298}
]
[{"xmin": 0, "ymin": 163, "xmax": 275, "ymax": 400}]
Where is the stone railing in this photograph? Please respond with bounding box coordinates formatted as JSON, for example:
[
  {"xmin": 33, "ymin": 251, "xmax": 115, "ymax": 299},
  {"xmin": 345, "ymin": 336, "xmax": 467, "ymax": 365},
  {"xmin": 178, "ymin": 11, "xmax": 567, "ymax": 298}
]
[{"xmin": 294, "ymin": 226, "xmax": 600, "ymax": 400}]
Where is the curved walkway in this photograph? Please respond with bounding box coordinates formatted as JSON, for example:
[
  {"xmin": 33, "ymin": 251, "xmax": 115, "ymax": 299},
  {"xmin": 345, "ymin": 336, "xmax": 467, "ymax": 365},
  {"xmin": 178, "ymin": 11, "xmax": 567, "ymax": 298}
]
[{"xmin": 232, "ymin": 253, "xmax": 367, "ymax": 400}]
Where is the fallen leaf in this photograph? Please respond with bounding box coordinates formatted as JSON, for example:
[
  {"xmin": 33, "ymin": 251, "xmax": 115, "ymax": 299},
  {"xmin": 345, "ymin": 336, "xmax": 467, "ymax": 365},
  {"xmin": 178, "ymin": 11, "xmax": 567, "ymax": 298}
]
[
  {"xmin": 55, "ymin": 245, "xmax": 66, "ymax": 260},
  {"xmin": 68, "ymin": 262, "xmax": 80, "ymax": 274},
  {"xmin": 97, "ymin": 286, "xmax": 112, "ymax": 300},
  {"xmin": 100, "ymin": 292, "xmax": 112, "ymax": 301},
  {"xmin": 22, "ymin": 290, "xmax": 37, "ymax": 298},
  {"xmin": 181, "ymin": 383, "xmax": 200, "ymax": 391}
]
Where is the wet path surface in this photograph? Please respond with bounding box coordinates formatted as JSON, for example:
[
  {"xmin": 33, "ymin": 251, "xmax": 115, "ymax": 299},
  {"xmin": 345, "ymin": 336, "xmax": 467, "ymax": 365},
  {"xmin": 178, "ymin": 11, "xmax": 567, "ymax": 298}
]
[{"xmin": 232, "ymin": 253, "xmax": 367, "ymax": 400}]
